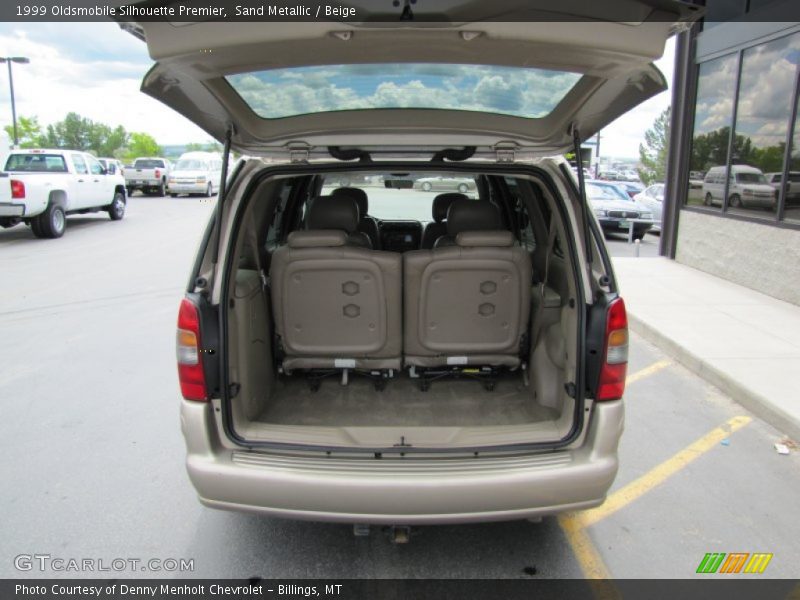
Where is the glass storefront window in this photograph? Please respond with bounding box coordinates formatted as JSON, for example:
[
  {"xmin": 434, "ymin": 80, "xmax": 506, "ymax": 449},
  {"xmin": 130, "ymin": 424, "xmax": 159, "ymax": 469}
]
[
  {"xmin": 686, "ymin": 53, "xmax": 739, "ymax": 209},
  {"xmin": 729, "ymin": 33, "xmax": 800, "ymax": 220},
  {"xmin": 784, "ymin": 79, "xmax": 800, "ymax": 224}
]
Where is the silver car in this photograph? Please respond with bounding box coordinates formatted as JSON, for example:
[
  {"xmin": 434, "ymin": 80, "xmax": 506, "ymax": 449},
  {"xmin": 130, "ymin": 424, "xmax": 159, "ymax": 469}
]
[
  {"xmin": 413, "ymin": 176, "xmax": 477, "ymax": 193},
  {"xmin": 125, "ymin": 1, "xmax": 699, "ymax": 524},
  {"xmin": 634, "ymin": 183, "xmax": 664, "ymax": 232}
]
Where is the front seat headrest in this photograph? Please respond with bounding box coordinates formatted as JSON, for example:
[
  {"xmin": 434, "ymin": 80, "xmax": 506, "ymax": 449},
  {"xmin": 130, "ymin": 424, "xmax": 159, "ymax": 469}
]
[
  {"xmin": 432, "ymin": 192, "xmax": 467, "ymax": 223},
  {"xmin": 306, "ymin": 195, "xmax": 359, "ymax": 233},
  {"xmin": 332, "ymin": 187, "xmax": 368, "ymax": 217},
  {"xmin": 446, "ymin": 199, "xmax": 503, "ymax": 236}
]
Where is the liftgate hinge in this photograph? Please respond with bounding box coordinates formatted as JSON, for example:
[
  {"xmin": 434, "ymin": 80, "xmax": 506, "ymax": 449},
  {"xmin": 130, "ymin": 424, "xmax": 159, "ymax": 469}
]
[{"xmin": 494, "ymin": 143, "xmax": 516, "ymax": 163}]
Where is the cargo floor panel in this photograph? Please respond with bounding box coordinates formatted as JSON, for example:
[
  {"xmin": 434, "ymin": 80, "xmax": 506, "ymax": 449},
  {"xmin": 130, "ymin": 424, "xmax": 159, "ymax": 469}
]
[{"xmin": 256, "ymin": 373, "xmax": 557, "ymax": 427}]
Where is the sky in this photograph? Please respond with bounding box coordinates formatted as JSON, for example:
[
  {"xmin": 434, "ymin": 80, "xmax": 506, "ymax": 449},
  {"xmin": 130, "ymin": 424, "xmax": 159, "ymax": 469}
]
[{"xmin": 0, "ymin": 22, "xmax": 675, "ymax": 158}]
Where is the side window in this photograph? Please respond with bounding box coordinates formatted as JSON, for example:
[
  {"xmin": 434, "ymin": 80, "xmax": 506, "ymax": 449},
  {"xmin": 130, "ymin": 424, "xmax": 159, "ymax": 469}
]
[
  {"xmin": 87, "ymin": 156, "xmax": 104, "ymax": 175},
  {"xmin": 72, "ymin": 154, "xmax": 88, "ymax": 175}
]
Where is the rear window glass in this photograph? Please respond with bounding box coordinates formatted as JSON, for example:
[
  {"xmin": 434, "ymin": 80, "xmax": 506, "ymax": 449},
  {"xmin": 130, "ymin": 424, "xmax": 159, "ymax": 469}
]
[
  {"xmin": 134, "ymin": 159, "xmax": 165, "ymax": 168},
  {"xmin": 5, "ymin": 153, "xmax": 67, "ymax": 173},
  {"xmin": 227, "ymin": 63, "xmax": 582, "ymax": 120}
]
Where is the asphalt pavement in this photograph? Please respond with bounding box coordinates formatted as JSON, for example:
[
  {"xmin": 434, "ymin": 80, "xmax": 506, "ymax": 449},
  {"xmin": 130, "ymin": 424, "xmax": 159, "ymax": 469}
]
[{"xmin": 1, "ymin": 196, "xmax": 797, "ymax": 580}]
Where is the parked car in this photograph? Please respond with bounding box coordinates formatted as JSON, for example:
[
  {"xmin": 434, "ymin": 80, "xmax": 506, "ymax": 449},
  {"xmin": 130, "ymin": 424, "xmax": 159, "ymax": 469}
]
[
  {"xmin": 98, "ymin": 157, "xmax": 125, "ymax": 177},
  {"xmin": 413, "ymin": 175, "xmax": 477, "ymax": 193},
  {"xmin": 0, "ymin": 149, "xmax": 126, "ymax": 238},
  {"xmin": 617, "ymin": 181, "xmax": 645, "ymax": 199},
  {"xmin": 586, "ymin": 181, "xmax": 654, "ymax": 240},
  {"xmin": 765, "ymin": 171, "xmax": 800, "ymax": 205},
  {"xmin": 124, "ymin": 157, "xmax": 171, "ymax": 197},
  {"xmin": 168, "ymin": 151, "xmax": 223, "ymax": 197},
  {"xmin": 125, "ymin": 2, "xmax": 700, "ymax": 525},
  {"xmin": 633, "ymin": 183, "xmax": 664, "ymax": 233},
  {"xmin": 702, "ymin": 165, "xmax": 776, "ymax": 209}
]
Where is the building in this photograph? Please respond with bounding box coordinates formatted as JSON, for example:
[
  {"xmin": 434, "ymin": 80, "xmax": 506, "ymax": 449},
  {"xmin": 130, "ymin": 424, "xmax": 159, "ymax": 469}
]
[{"xmin": 663, "ymin": 2, "xmax": 800, "ymax": 305}]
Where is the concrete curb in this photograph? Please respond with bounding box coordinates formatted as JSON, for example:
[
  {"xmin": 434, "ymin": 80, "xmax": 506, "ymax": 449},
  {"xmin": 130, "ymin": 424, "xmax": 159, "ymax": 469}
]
[{"xmin": 628, "ymin": 313, "xmax": 800, "ymax": 442}]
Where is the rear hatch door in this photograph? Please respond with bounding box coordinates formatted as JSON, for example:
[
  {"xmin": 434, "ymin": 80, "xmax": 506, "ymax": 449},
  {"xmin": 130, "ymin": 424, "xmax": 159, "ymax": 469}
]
[{"xmin": 123, "ymin": 0, "xmax": 701, "ymax": 157}]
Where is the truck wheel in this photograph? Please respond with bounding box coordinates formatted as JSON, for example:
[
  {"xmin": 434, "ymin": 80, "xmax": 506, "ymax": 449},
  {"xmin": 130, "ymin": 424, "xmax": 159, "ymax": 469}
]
[
  {"xmin": 126, "ymin": 187, "xmax": 134, "ymax": 197},
  {"xmin": 108, "ymin": 191, "xmax": 126, "ymax": 221},
  {"xmin": 30, "ymin": 217, "xmax": 45, "ymax": 238},
  {"xmin": 170, "ymin": 193, "xmax": 178, "ymax": 198},
  {"xmin": 34, "ymin": 203, "xmax": 66, "ymax": 238},
  {"xmin": 158, "ymin": 181, "xmax": 166, "ymax": 197}
]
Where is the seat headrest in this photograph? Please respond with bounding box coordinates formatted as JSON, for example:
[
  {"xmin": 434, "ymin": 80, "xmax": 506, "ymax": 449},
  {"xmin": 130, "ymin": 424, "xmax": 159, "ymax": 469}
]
[
  {"xmin": 332, "ymin": 187, "xmax": 368, "ymax": 217},
  {"xmin": 306, "ymin": 195, "xmax": 359, "ymax": 233},
  {"xmin": 288, "ymin": 230, "xmax": 348, "ymax": 248},
  {"xmin": 432, "ymin": 192, "xmax": 467, "ymax": 223},
  {"xmin": 446, "ymin": 199, "xmax": 503, "ymax": 236},
  {"xmin": 456, "ymin": 231, "xmax": 515, "ymax": 247}
]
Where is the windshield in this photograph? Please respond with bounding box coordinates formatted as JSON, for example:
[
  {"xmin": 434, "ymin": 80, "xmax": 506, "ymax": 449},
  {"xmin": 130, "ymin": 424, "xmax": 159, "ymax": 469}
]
[
  {"xmin": 736, "ymin": 172, "xmax": 767, "ymax": 184},
  {"xmin": 175, "ymin": 159, "xmax": 208, "ymax": 170},
  {"xmin": 320, "ymin": 173, "xmax": 478, "ymax": 222},
  {"xmin": 586, "ymin": 183, "xmax": 630, "ymax": 202},
  {"xmin": 4, "ymin": 153, "xmax": 68, "ymax": 173},
  {"xmin": 227, "ymin": 63, "xmax": 582, "ymax": 120}
]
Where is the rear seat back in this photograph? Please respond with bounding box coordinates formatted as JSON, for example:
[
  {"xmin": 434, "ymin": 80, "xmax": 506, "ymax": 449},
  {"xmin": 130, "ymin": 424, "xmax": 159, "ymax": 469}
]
[
  {"xmin": 403, "ymin": 201, "xmax": 532, "ymax": 368},
  {"xmin": 270, "ymin": 195, "xmax": 402, "ymax": 371}
]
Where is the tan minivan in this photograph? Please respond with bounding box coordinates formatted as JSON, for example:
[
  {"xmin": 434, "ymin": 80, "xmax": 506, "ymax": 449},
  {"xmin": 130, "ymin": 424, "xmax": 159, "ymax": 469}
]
[{"xmin": 125, "ymin": 1, "xmax": 699, "ymax": 525}]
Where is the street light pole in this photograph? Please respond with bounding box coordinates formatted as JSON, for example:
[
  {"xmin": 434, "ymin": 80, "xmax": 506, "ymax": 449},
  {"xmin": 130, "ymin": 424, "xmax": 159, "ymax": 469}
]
[{"xmin": 0, "ymin": 56, "xmax": 30, "ymax": 148}]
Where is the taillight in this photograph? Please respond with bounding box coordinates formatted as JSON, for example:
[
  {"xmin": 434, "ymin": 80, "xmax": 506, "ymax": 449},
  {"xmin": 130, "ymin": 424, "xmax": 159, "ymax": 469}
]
[
  {"xmin": 155, "ymin": 169, "xmax": 161, "ymax": 179},
  {"xmin": 597, "ymin": 297, "xmax": 628, "ymax": 401},
  {"xmin": 11, "ymin": 179, "xmax": 25, "ymax": 199},
  {"xmin": 176, "ymin": 298, "xmax": 207, "ymax": 401}
]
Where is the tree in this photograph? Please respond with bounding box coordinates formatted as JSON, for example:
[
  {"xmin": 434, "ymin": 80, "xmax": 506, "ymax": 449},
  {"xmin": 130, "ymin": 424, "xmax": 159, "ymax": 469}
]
[
  {"xmin": 637, "ymin": 107, "xmax": 671, "ymax": 185},
  {"xmin": 43, "ymin": 112, "xmax": 93, "ymax": 150},
  {"xmin": 3, "ymin": 115, "xmax": 46, "ymax": 148},
  {"xmin": 124, "ymin": 132, "xmax": 162, "ymax": 160}
]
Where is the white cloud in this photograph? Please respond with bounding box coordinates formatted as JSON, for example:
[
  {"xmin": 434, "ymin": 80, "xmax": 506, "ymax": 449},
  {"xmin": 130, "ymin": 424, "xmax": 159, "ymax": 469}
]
[
  {"xmin": 598, "ymin": 37, "xmax": 676, "ymax": 159},
  {"xmin": 0, "ymin": 23, "xmax": 209, "ymax": 145}
]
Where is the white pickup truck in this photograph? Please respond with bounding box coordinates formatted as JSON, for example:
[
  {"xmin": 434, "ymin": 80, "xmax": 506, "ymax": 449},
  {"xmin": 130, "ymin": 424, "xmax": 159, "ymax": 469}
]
[
  {"xmin": 124, "ymin": 157, "xmax": 171, "ymax": 196},
  {"xmin": 0, "ymin": 149, "xmax": 127, "ymax": 239}
]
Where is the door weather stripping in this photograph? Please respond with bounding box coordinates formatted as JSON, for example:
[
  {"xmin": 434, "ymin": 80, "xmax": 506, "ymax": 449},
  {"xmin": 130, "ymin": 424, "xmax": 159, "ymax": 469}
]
[
  {"xmin": 570, "ymin": 124, "xmax": 593, "ymax": 266},
  {"xmin": 211, "ymin": 124, "xmax": 234, "ymax": 265}
]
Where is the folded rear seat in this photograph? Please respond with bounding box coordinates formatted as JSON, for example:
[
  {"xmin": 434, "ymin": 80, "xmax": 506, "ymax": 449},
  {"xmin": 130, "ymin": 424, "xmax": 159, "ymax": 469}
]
[
  {"xmin": 270, "ymin": 195, "xmax": 402, "ymax": 373},
  {"xmin": 403, "ymin": 199, "xmax": 532, "ymax": 369}
]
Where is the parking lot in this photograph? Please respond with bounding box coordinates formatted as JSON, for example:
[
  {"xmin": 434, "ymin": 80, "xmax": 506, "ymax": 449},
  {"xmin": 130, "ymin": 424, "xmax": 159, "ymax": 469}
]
[{"xmin": 1, "ymin": 196, "xmax": 798, "ymax": 580}]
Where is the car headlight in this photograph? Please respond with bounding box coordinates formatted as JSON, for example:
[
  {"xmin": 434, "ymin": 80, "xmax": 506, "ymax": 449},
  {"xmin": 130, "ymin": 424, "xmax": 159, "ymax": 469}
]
[
  {"xmin": 594, "ymin": 210, "xmax": 607, "ymax": 217},
  {"xmin": 640, "ymin": 212, "xmax": 653, "ymax": 219}
]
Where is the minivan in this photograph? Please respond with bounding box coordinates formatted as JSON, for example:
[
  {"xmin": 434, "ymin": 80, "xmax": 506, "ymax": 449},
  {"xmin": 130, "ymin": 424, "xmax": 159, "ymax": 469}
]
[
  {"xmin": 702, "ymin": 165, "xmax": 776, "ymax": 209},
  {"xmin": 168, "ymin": 151, "xmax": 223, "ymax": 197},
  {"xmin": 125, "ymin": 1, "xmax": 700, "ymax": 525}
]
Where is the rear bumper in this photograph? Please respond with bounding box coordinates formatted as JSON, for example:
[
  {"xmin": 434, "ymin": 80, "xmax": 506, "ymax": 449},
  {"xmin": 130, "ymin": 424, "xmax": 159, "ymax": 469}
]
[
  {"xmin": 180, "ymin": 400, "xmax": 624, "ymax": 524},
  {"xmin": 0, "ymin": 202, "xmax": 25, "ymax": 217},
  {"xmin": 169, "ymin": 183, "xmax": 207, "ymax": 194}
]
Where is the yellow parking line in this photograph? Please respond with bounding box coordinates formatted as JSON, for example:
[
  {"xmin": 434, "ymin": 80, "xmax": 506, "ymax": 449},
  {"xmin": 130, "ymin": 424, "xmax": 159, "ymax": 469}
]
[
  {"xmin": 558, "ymin": 516, "xmax": 620, "ymax": 598},
  {"xmin": 558, "ymin": 515, "xmax": 612, "ymax": 578},
  {"xmin": 626, "ymin": 359, "xmax": 672, "ymax": 386},
  {"xmin": 578, "ymin": 415, "xmax": 752, "ymax": 528}
]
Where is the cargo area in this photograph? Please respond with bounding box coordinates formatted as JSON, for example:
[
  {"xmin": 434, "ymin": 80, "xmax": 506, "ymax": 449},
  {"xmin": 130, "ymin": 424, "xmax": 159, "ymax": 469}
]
[{"xmin": 221, "ymin": 167, "xmax": 585, "ymax": 450}]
